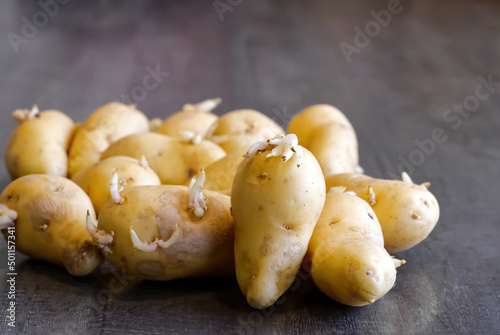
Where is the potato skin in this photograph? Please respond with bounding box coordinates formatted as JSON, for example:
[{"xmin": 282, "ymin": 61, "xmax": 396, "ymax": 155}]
[
  {"xmin": 211, "ymin": 109, "xmax": 284, "ymax": 154},
  {"xmin": 68, "ymin": 103, "xmax": 149, "ymax": 177},
  {"xmin": 231, "ymin": 146, "xmax": 326, "ymax": 309},
  {"xmin": 5, "ymin": 110, "xmax": 75, "ymax": 179},
  {"xmin": 325, "ymin": 173, "xmax": 440, "ymax": 253},
  {"xmin": 0, "ymin": 175, "xmax": 102, "ymax": 276},
  {"xmin": 97, "ymin": 185, "xmax": 234, "ymax": 280},
  {"xmin": 101, "ymin": 133, "xmax": 226, "ymax": 185},
  {"xmin": 308, "ymin": 190, "xmax": 398, "ymax": 306},
  {"xmin": 72, "ymin": 156, "xmax": 161, "ymax": 214},
  {"xmin": 157, "ymin": 110, "xmax": 218, "ymax": 138},
  {"xmin": 202, "ymin": 151, "xmax": 245, "ymax": 195},
  {"xmin": 287, "ymin": 104, "xmax": 358, "ymax": 175}
]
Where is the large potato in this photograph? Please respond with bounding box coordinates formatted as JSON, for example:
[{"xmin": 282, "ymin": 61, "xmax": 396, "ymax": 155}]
[
  {"xmin": 101, "ymin": 133, "xmax": 226, "ymax": 185},
  {"xmin": 287, "ymin": 104, "xmax": 358, "ymax": 175},
  {"xmin": 325, "ymin": 173, "xmax": 440, "ymax": 253},
  {"xmin": 210, "ymin": 109, "xmax": 284, "ymax": 154},
  {"xmin": 308, "ymin": 188, "xmax": 404, "ymax": 306},
  {"xmin": 231, "ymin": 134, "xmax": 326, "ymax": 309},
  {"xmin": 5, "ymin": 106, "xmax": 75, "ymax": 179},
  {"xmin": 92, "ymin": 181, "xmax": 234, "ymax": 280},
  {"xmin": 157, "ymin": 98, "xmax": 220, "ymax": 138},
  {"xmin": 72, "ymin": 156, "xmax": 161, "ymax": 215},
  {"xmin": 0, "ymin": 175, "xmax": 102, "ymax": 276},
  {"xmin": 68, "ymin": 102, "xmax": 149, "ymax": 177}
]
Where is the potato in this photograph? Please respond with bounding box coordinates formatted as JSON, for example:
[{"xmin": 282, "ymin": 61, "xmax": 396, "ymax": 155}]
[
  {"xmin": 72, "ymin": 156, "xmax": 161, "ymax": 215},
  {"xmin": 210, "ymin": 109, "xmax": 284, "ymax": 154},
  {"xmin": 157, "ymin": 98, "xmax": 220, "ymax": 138},
  {"xmin": 308, "ymin": 187, "xmax": 404, "ymax": 306},
  {"xmin": 5, "ymin": 106, "xmax": 75, "ymax": 179},
  {"xmin": 68, "ymin": 102, "xmax": 149, "ymax": 177},
  {"xmin": 89, "ymin": 172, "xmax": 234, "ymax": 280},
  {"xmin": 201, "ymin": 151, "xmax": 245, "ymax": 195},
  {"xmin": 0, "ymin": 175, "xmax": 102, "ymax": 276},
  {"xmin": 101, "ymin": 133, "xmax": 226, "ymax": 185},
  {"xmin": 325, "ymin": 172, "xmax": 440, "ymax": 253},
  {"xmin": 231, "ymin": 134, "xmax": 326, "ymax": 309},
  {"xmin": 287, "ymin": 104, "xmax": 359, "ymax": 175}
]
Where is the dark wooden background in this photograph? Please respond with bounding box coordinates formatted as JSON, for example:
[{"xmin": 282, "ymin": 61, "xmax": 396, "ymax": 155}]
[{"xmin": 1, "ymin": 0, "xmax": 499, "ymax": 334}]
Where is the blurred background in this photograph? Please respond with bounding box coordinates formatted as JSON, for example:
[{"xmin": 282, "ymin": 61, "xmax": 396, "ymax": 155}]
[{"xmin": 0, "ymin": 1, "xmax": 499, "ymax": 334}]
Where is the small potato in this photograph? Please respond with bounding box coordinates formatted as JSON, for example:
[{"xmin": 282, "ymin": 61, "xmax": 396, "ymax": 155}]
[
  {"xmin": 5, "ymin": 106, "xmax": 75, "ymax": 179},
  {"xmin": 287, "ymin": 104, "xmax": 359, "ymax": 175},
  {"xmin": 91, "ymin": 173, "xmax": 234, "ymax": 280},
  {"xmin": 68, "ymin": 102, "xmax": 149, "ymax": 177},
  {"xmin": 157, "ymin": 98, "xmax": 220, "ymax": 138},
  {"xmin": 308, "ymin": 188, "xmax": 404, "ymax": 307},
  {"xmin": 210, "ymin": 109, "xmax": 284, "ymax": 154},
  {"xmin": 0, "ymin": 175, "xmax": 102, "ymax": 276},
  {"xmin": 201, "ymin": 151, "xmax": 245, "ymax": 195},
  {"xmin": 72, "ymin": 156, "xmax": 161, "ymax": 215},
  {"xmin": 325, "ymin": 173, "xmax": 440, "ymax": 253},
  {"xmin": 231, "ymin": 134, "xmax": 326, "ymax": 309},
  {"xmin": 101, "ymin": 133, "xmax": 226, "ymax": 185}
]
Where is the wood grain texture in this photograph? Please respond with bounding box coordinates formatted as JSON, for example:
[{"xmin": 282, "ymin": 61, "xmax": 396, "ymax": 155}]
[{"xmin": 1, "ymin": 0, "xmax": 500, "ymax": 334}]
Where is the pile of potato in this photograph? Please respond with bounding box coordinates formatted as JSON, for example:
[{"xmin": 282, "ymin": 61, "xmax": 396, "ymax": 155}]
[{"xmin": 0, "ymin": 100, "xmax": 439, "ymax": 308}]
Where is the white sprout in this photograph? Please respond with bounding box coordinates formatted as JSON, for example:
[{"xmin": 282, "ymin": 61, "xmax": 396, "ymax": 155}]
[
  {"xmin": 156, "ymin": 224, "xmax": 180, "ymax": 249},
  {"xmin": 183, "ymin": 98, "xmax": 221, "ymax": 113},
  {"xmin": 244, "ymin": 134, "xmax": 304, "ymax": 166},
  {"xmin": 110, "ymin": 173, "xmax": 124, "ymax": 204},
  {"xmin": 244, "ymin": 140, "xmax": 268, "ymax": 158},
  {"xmin": 130, "ymin": 227, "xmax": 158, "ymax": 252},
  {"xmin": 86, "ymin": 211, "xmax": 114, "ymax": 245},
  {"xmin": 393, "ymin": 258, "xmax": 406, "ymax": 268},
  {"xmin": 12, "ymin": 105, "xmax": 40, "ymax": 123},
  {"xmin": 345, "ymin": 191, "xmax": 357, "ymax": 196},
  {"xmin": 368, "ymin": 186, "xmax": 376, "ymax": 206},
  {"xmin": 139, "ymin": 155, "xmax": 149, "ymax": 169},
  {"xmin": 179, "ymin": 130, "xmax": 203, "ymax": 144},
  {"xmin": 421, "ymin": 182, "xmax": 431, "ymax": 188},
  {"xmin": 329, "ymin": 187, "xmax": 356, "ymax": 196},
  {"xmin": 355, "ymin": 165, "xmax": 365, "ymax": 174},
  {"xmin": 402, "ymin": 172, "xmax": 413, "ymax": 184},
  {"xmin": 188, "ymin": 169, "xmax": 207, "ymax": 218},
  {"xmin": 149, "ymin": 118, "xmax": 162, "ymax": 132},
  {"xmin": 0, "ymin": 204, "xmax": 17, "ymax": 230}
]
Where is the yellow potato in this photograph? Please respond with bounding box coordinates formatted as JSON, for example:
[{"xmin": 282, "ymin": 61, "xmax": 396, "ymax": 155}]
[
  {"xmin": 91, "ymin": 174, "xmax": 234, "ymax": 280},
  {"xmin": 0, "ymin": 175, "xmax": 102, "ymax": 276},
  {"xmin": 210, "ymin": 109, "xmax": 284, "ymax": 154},
  {"xmin": 157, "ymin": 98, "xmax": 220, "ymax": 138},
  {"xmin": 231, "ymin": 134, "xmax": 326, "ymax": 309},
  {"xmin": 325, "ymin": 172, "xmax": 440, "ymax": 253},
  {"xmin": 101, "ymin": 133, "xmax": 226, "ymax": 185},
  {"xmin": 308, "ymin": 187, "xmax": 404, "ymax": 306},
  {"xmin": 201, "ymin": 151, "xmax": 244, "ymax": 195},
  {"xmin": 5, "ymin": 106, "xmax": 75, "ymax": 179},
  {"xmin": 72, "ymin": 156, "xmax": 161, "ymax": 215},
  {"xmin": 68, "ymin": 102, "xmax": 149, "ymax": 177},
  {"xmin": 287, "ymin": 104, "xmax": 359, "ymax": 175}
]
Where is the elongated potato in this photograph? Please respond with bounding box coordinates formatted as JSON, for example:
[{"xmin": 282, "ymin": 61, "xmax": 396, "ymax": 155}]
[
  {"xmin": 308, "ymin": 187, "xmax": 404, "ymax": 306},
  {"xmin": 5, "ymin": 106, "xmax": 75, "ymax": 179},
  {"xmin": 72, "ymin": 156, "xmax": 161, "ymax": 214},
  {"xmin": 0, "ymin": 175, "xmax": 102, "ymax": 276},
  {"xmin": 325, "ymin": 172, "xmax": 440, "ymax": 253},
  {"xmin": 68, "ymin": 102, "xmax": 149, "ymax": 177},
  {"xmin": 231, "ymin": 134, "xmax": 326, "ymax": 309},
  {"xmin": 210, "ymin": 109, "xmax": 284, "ymax": 154},
  {"xmin": 91, "ymin": 174, "xmax": 234, "ymax": 280},
  {"xmin": 287, "ymin": 104, "xmax": 358, "ymax": 175},
  {"xmin": 157, "ymin": 98, "xmax": 220, "ymax": 138},
  {"xmin": 101, "ymin": 133, "xmax": 226, "ymax": 185}
]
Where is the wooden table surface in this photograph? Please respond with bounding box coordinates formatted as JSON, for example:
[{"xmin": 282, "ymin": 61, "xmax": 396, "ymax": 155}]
[{"xmin": 1, "ymin": 0, "xmax": 499, "ymax": 334}]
